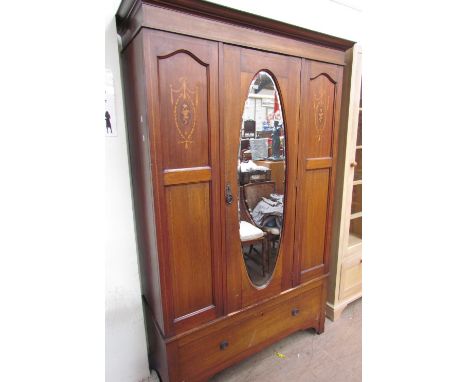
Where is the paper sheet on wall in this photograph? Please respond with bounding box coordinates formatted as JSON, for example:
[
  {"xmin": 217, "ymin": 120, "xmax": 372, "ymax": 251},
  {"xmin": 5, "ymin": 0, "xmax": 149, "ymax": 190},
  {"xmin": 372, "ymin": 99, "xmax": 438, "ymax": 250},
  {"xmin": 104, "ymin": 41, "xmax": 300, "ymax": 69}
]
[{"xmin": 105, "ymin": 69, "xmax": 117, "ymax": 137}]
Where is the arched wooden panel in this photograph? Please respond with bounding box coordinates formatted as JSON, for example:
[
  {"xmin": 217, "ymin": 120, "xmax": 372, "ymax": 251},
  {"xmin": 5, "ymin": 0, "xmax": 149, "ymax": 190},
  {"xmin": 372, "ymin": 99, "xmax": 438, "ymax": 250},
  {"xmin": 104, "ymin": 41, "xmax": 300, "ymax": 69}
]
[
  {"xmin": 294, "ymin": 60, "xmax": 343, "ymax": 284},
  {"xmin": 305, "ymin": 74, "xmax": 337, "ymax": 159},
  {"xmin": 157, "ymin": 50, "xmax": 210, "ymax": 170},
  {"xmin": 145, "ymin": 30, "xmax": 222, "ymax": 335}
]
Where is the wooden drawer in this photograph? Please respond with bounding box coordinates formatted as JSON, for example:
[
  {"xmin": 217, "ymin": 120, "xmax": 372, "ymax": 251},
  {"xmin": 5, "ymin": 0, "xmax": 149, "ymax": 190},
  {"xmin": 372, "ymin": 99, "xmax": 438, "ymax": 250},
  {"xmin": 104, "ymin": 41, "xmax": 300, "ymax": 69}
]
[
  {"xmin": 339, "ymin": 253, "xmax": 362, "ymax": 300},
  {"xmin": 176, "ymin": 285, "xmax": 322, "ymax": 381}
]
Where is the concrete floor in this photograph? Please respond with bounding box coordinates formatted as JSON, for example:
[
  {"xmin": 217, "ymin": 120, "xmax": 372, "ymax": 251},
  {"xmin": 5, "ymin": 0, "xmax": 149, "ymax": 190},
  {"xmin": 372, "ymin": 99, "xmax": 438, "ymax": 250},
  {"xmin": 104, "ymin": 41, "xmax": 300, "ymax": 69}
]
[{"xmin": 210, "ymin": 298, "xmax": 362, "ymax": 382}]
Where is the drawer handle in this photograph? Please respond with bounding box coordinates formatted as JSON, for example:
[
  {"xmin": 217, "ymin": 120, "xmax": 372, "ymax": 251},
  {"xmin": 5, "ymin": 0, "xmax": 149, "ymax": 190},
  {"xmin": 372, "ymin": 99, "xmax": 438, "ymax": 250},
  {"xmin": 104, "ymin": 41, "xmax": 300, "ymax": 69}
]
[
  {"xmin": 219, "ymin": 340, "xmax": 229, "ymax": 351},
  {"xmin": 291, "ymin": 308, "xmax": 300, "ymax": 316}
]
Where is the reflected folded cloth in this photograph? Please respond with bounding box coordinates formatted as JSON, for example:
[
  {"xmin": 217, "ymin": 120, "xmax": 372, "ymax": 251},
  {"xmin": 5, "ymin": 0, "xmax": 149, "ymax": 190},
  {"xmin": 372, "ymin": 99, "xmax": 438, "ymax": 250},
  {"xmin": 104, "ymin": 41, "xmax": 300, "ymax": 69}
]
[
  {"xmin": 261, "ymin": 197, "xmax": 279, "ymax": 207},
  {"xmin": 269, "ymin": 193, "xmax": 283, "ymax": 204},
  {"xmin": 251, "ymin": 193, "xmax": 284, "ymax": 232}
]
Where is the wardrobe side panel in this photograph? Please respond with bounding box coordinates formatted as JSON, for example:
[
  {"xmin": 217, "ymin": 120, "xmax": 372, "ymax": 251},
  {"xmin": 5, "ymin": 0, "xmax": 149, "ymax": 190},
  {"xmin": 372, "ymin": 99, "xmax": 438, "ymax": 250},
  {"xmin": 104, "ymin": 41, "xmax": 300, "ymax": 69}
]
[
  {"xmin": 121, "ymin": 31, "xmax": 165, "ymax": 330},
  {"xmin": 327, "ymin": 46, "xmax": 358, "ymax": 314}
]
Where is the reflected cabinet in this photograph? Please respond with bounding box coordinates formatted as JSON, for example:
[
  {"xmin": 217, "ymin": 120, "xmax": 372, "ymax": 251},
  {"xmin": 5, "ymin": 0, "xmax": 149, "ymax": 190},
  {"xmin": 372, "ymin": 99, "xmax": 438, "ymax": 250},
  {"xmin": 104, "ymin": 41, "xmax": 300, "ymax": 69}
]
[{"xmin": 117, "ymin": 1, "xmax": 354, "ymax": 380}]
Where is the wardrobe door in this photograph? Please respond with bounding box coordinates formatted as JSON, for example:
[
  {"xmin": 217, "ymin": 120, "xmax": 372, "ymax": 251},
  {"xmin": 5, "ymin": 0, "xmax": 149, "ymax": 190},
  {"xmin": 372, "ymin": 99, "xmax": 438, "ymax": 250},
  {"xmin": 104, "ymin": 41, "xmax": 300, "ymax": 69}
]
[
  {"xmin": 294, "ymin": 60, "xmax": 343, "ymax": 284},
  {"xmin": 222, "ymin": 45, "xmax": 301, "ymax": 311},
  {"xmin": 144, "ymin": 30, "xmax": 223, "ymax": 335}
]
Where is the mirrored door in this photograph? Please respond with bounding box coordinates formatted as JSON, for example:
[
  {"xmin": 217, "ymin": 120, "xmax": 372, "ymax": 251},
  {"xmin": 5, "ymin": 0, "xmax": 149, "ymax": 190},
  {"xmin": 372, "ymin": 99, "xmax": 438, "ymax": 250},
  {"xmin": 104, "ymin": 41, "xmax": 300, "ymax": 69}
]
[{"xmin": 222, "ymin": 45, "xmax": 301, "ymax": 311}]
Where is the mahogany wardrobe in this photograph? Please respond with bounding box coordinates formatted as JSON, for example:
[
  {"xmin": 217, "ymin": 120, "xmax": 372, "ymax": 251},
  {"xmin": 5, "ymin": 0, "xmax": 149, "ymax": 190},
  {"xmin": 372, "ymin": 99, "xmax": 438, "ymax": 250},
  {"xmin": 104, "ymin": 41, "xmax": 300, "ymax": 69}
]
[{"xmin": 116, "ymin": 1, "xmax": 354, "ymax": 381}]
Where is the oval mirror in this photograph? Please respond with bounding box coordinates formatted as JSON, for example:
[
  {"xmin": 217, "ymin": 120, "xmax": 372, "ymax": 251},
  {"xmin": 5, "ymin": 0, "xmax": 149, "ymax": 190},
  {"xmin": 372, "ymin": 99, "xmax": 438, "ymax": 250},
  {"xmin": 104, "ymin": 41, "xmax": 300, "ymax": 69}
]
[{"xmin": 238, "ymin": 71, "xmax": 286, "ymax": 287}]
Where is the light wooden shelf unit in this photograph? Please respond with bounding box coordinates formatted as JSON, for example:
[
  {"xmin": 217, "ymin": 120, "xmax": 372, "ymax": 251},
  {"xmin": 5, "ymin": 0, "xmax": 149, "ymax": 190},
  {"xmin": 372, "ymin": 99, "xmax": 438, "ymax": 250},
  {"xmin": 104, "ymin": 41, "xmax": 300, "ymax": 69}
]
[{"xmin": 327, "ymin": 44, "xmax": 362, "ymax": 321}]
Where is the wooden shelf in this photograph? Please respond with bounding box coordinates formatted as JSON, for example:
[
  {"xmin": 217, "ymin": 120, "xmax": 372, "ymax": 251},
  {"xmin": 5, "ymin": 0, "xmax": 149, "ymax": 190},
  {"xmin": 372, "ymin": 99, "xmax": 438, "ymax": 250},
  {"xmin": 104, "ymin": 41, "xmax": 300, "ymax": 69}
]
[
  {"xmin": 348, "ymin": 233, "xmax": 362, "ymax": 249},
  {"xmin": 350, "ymin": 212, "xmax": 362, "ymax": 220}
]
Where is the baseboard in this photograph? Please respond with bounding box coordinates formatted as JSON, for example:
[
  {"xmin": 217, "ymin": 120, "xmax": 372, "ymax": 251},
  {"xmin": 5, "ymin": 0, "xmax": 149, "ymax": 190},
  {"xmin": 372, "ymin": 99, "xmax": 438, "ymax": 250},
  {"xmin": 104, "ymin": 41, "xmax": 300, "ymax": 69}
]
[{"xmin": 326, "ymin": 293, "xmax": 361, "ymax": 321}]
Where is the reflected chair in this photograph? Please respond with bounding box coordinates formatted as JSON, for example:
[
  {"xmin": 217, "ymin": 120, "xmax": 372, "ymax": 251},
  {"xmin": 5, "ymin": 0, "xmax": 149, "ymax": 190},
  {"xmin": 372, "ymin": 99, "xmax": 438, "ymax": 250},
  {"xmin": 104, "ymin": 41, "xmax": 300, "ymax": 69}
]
[
  {"xmin": 240, "ymin": 182, "xmax": 281, "ymax": 261},
  {"xmin": 239, "ymin": 221, "xmax": 267, "ymax": 276}
]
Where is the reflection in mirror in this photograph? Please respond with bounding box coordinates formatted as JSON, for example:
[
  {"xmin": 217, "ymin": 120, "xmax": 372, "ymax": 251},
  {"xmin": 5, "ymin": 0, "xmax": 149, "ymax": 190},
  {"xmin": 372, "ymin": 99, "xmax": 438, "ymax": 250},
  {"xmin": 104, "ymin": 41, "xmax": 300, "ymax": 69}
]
[{"xmin": 238, "ymin": 71, "xmax": 286, "ymax": 287}]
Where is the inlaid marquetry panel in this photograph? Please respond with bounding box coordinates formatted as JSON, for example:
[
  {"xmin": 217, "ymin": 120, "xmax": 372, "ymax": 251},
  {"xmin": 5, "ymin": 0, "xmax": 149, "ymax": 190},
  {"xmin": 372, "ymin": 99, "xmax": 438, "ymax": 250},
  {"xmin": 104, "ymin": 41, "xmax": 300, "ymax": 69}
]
[
  {"xmin": 158, "ymin": 51, "xmax": 210, "ymax": 170},
  {"xmin": 306, "ymin": 74, "xmax": 336, "ymax": 159},
  {"xmin": 144, "ymin": 30, "xmax": 222, "ymax": 335},
  {"xmin": 294, "ymin": 59, "xmax": 343, "ymax": 284}
]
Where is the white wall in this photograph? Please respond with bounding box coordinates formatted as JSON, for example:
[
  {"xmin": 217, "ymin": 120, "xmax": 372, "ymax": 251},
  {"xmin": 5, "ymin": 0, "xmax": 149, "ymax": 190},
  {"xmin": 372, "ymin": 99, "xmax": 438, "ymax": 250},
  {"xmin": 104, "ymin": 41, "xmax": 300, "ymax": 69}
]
[
  {"xmin": 104, "ymin": 1, "xmax": 362, "ymax": 381},
  {"xmin": 212, "ymin": 0, "xmax": 363, "ymax": 42},
  {"xmin": 105, "ymin": 1, "xmax": 150, "ymax": 381}
]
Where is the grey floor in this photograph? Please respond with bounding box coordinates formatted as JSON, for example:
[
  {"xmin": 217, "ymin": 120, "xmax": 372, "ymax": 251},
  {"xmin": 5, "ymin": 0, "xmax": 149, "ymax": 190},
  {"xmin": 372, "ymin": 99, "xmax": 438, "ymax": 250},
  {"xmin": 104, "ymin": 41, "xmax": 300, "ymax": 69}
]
[{"xmin": 210, "ymin": 298, "xmax": 362, "ymax": 382}]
